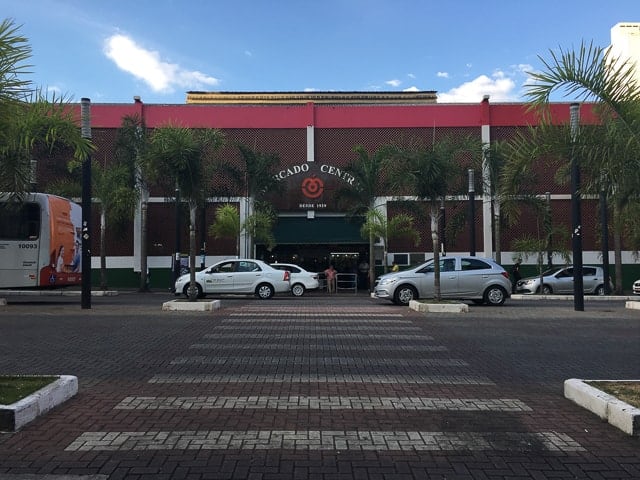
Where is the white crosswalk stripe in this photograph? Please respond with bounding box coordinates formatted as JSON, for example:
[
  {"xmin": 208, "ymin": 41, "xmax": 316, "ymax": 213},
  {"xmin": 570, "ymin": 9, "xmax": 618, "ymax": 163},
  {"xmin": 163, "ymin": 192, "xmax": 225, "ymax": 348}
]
[
  {"xmin": 170, "ymin": 356, "xmax": 467, "ymax": 366},
  {"xmin": 114, "ymin": 395, "xmax": 531, "ymax": 411},
  {"xmin": 65, "ymin": 430, "xmax": 584, "ymax": 452},
  {"xmin": 148, "ymin": 373, "xmax": 494, "ymax": 384}
]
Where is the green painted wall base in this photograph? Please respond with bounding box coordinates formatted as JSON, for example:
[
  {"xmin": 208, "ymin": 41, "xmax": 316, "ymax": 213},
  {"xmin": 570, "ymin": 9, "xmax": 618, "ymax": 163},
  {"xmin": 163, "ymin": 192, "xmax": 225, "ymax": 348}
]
[{"xmin": 90, "ymin": 268, "xmax": 173, "ymax": 291}]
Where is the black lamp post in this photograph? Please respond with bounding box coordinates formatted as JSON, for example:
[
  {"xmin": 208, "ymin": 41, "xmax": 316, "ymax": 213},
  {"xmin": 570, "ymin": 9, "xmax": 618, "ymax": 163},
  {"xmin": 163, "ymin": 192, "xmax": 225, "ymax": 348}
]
[
  {"xmin": 570, "ymin": 103, "xmax": 584, "ymax": 311},
  {"xmin": 80, "ymin": 98, "xmax": 92, "ymax": 309}
]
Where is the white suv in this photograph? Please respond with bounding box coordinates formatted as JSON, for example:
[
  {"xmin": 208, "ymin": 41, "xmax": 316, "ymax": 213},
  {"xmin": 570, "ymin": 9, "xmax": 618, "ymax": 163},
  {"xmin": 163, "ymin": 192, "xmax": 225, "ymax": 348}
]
[{"xmin": 374, "ymin": 256, "xmax": 511, "ymax": 306}]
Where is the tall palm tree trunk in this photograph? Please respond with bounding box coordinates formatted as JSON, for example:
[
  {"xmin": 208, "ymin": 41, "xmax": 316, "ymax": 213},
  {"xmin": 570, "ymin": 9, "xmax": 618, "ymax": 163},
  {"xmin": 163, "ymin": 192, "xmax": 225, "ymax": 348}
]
[
  {"xmin": 188, "ymin": 200, "xmax": 198, "ymax": 301},
  {"xmin": 430, "ymin": 204, "xmax": 441, "ymax": 301}
]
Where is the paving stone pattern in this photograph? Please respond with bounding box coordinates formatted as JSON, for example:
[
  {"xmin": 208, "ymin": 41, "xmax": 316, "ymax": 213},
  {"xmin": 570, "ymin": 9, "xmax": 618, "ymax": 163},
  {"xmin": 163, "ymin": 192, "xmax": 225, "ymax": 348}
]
[{"xmin": 0, "ymin": 294, "xmax": 639, "ymax": 479}]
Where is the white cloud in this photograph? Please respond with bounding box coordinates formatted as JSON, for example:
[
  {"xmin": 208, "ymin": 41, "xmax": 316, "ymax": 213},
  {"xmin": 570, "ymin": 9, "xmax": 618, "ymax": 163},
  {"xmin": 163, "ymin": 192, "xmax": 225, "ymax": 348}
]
[
  {"xmin": 407, "ymin": 73, "xmax": 416, "ymax": 79},
  {"xmin": 437, "ymin": 71, "xmax": 517, "ymax": 103},
  {"xmin": 436, "ymin": 71, "xmax": 449, "ymax": 78},
  {"xmin": 386, "ymin": 79, "xmax": 402, "ymax": 87},
  {"xmin": 104, "ymin": 34, "xmax": 220, "ymax": 93},
  {"xmin": 403, "ymin": 86, "xmax": 420, "ymax": 92}
]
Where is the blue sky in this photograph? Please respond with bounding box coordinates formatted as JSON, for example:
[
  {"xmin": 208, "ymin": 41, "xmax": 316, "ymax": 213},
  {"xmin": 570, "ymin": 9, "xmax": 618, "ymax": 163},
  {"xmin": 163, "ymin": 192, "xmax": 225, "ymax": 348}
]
[{"xmin": 1, "ymin": 0, "xmax": 638, "ymax": 104}]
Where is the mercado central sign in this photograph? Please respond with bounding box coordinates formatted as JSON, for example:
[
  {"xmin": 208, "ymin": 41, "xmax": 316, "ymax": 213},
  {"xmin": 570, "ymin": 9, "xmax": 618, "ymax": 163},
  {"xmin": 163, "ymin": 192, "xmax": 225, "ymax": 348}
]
[{"xmin": 273, "ymin": 162, "xmax": 357, "ymax": 211}]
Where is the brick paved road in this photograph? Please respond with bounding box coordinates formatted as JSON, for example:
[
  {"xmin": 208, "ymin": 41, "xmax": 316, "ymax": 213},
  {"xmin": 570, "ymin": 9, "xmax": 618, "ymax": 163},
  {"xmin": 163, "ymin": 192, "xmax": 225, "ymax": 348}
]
[{"xmin": 0, "ymin": 292, "xmax": 638, "ymax": 479}]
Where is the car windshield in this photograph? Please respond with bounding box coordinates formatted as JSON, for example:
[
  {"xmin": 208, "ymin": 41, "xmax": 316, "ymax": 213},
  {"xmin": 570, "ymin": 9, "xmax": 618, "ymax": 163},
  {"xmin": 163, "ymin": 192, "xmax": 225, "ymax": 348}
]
[{"xmin": 542, "ymin": 267, "xmax": 564, "ymax": 277}]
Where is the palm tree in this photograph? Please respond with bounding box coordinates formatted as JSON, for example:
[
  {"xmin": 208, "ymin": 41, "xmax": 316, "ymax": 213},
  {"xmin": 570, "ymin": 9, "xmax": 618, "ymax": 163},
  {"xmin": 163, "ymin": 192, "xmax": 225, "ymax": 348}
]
[
  {"xmin": 146, "ymin": 125, "xmax": 225, "ymax": 301},
  {"xmin": 337, "ymin": 145, "xmax": 388, "ymax": 289},
  {"xmin": 0, "ymin": 20, "xmax": 93, "ymax": 196},
  {"xmin": 523, "ymin": 41, "xmax": 640, "ymax": 292},
  {"xmin": 360, "ymin": 208, "xmax": 420, "ymax": 272},
  {"xmin": 384, "ymin": 137, "xmax": 479, "ymax": 300},
  {"xmin": 210, "ymin": 201, "xmax": 278, "ymax": 258},
  {"xmin": 92, "ymin": 161, "xmax": 138, "ymax": 289},
  {"xmin": 210, "ymin": 203, "xmax": 241, "ymax": 257},
  {"xmin": 236, "ymin": 144, "xmax": 283, "ymax": 257},
  {"xmin": 114, "ymin": 114, "xmax": 151, "ymax": 291}
]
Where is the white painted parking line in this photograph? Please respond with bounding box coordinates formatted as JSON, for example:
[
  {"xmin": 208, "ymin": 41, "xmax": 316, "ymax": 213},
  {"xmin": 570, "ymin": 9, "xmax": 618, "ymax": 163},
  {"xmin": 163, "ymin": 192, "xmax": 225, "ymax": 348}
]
[
  {"xmin": 170, "ymin": 356, "xmax": 467, "ymax": 367},
  {"xmin": 65, "ymin": 430, "xmax": 583, "ymax": 452},
  {"xmin": 148, "ymin": 374, "xmax": 494, "ymax": 385},
  {"xmin": 114, "ymin": 395, "xmax": 531, "ymax": 411}
]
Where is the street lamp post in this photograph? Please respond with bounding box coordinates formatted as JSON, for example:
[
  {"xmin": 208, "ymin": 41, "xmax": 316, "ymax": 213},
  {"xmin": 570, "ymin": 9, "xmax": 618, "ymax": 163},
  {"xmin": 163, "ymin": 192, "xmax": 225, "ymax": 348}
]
[
  {"xmin": 570, "ymin": 103, "xmax": 584, "ymax": 311},
  {"xmin": 80, "ymin": 98, "xmax": 92, "ymax": 309}
]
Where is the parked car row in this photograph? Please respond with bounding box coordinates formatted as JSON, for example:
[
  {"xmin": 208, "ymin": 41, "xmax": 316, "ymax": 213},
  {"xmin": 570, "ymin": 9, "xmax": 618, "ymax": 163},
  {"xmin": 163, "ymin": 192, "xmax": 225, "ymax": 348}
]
[{"xmin": 175, "ymin": 258, "xmax": 627, "ymax": 302}]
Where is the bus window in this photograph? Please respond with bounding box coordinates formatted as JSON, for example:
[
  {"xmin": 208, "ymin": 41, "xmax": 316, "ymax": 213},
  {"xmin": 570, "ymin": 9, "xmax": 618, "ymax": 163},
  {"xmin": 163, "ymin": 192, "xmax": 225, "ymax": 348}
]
[{"xmin": 0, "ymin": 203, "xmax": 41, "ymax": 240}]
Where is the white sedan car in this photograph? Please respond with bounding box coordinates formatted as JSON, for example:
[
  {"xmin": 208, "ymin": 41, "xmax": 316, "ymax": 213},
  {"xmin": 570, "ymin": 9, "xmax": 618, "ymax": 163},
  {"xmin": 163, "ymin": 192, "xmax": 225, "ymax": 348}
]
[
  {"xmin": 175, "ymin": 259, "xmax": 290, "ymax": 299},
  {"xmin": 270, "ymin": 263, "xmax": 320, "ymax": 297}
]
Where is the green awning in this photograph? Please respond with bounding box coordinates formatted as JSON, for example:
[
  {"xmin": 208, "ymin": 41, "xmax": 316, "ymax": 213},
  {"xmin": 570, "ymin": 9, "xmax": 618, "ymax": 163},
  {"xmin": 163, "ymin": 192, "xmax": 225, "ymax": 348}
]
[{"xmin": 272, "ymin": 216, "xmax": 364, "ymax": 244}]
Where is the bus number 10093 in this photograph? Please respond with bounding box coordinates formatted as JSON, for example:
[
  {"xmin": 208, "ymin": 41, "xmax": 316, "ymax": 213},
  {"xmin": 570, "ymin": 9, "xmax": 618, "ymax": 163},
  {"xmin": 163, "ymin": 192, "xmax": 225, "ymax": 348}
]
[{"xmin": 18, "ymin": 243, "xmax": 38, "ymax": 249}]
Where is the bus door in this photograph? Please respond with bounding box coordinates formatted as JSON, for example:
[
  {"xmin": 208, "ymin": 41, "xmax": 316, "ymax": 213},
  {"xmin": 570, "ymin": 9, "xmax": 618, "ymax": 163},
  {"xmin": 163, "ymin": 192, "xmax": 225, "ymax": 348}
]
[{"xmin": 0, "ymin": 201, "xmax": 42, "ymax": 288}]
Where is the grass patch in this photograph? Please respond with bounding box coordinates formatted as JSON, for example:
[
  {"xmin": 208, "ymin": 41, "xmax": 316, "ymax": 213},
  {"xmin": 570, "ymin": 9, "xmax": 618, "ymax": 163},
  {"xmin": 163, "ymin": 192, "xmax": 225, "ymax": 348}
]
[
  {"xmin": 588, "ymin": 381, "xmax": 640, "ymax": 408},
  {"xmin": 0, "ymin": 375, "xmax": 59, "ymax": 405}
]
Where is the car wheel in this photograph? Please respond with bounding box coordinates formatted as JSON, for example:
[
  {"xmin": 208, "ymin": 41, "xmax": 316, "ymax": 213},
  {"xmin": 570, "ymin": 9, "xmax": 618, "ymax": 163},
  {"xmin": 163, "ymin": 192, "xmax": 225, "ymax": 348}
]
[
  {"xmin": 540, "ymin": 285, "xmax": 553, "ymax": 295},
  {"xmin": 393, "ymin": 285, "xmax": 417, "ymax": 306},
  {"xmin": 483, "ymin": 285, "xmax": 507, "ymax": 306},
  {"xmin": 595, "ymin": 284, "xmax": 605, "ymax": 296},
  {"xmin": 291, "ymin": 283, "xmax": 306, "ymax": 297},
  {"xmin": 183, "ymin": 283, "xmax": 203, "ymax": 299},
  {"xmin": 256, "ymin": 283, "xmax": 275, "ymax": 299}
]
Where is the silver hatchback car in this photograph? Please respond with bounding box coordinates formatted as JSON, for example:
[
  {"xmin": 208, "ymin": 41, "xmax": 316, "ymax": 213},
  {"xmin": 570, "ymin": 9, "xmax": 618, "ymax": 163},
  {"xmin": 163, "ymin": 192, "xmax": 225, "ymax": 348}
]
[
  {"xmin": 374, "ymin": 256, "xmax": 511, "ymax": 306},
  {"xmin": 516, "ymin": 265, "xmax": 611, "ymax": 295}
]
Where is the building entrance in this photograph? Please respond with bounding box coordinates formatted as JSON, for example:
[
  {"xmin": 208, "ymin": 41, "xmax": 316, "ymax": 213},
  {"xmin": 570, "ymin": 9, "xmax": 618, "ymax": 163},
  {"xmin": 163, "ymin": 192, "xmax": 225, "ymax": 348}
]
[{"xmin": 257, "ymin": 244, "xmax": 367, "ymax": 274}]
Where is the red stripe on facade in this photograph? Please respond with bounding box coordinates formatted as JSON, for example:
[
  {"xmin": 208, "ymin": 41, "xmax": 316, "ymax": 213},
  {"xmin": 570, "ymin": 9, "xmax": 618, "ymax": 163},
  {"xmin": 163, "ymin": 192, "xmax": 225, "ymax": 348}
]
[{"xmin": 76, "ymin": 101, "xmax": 601, "ymax": 130}]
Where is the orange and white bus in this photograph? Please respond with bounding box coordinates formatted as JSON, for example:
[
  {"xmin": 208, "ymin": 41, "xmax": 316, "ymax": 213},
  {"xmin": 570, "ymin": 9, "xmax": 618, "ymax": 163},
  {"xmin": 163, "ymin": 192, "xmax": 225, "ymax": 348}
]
[{"xmin": 0, "ymin": 193, "xmax": 83, "ymax": 289}]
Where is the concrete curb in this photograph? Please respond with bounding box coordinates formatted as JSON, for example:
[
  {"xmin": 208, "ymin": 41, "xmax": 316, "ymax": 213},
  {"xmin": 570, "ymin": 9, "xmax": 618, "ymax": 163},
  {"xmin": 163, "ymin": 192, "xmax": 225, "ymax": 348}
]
[
  {"xmin": 0, "ymin": 290, "xmax": 118, "ymax": 297},
  {"xmin": 162, "ymin": 299, "xmax": 222, "ymax": 312},
  {"xmin": 625, "ymin": 300, "xmax": 640, "ymax": 310},
  {"xmin": 409, "ymin": 300, "xmax": 469, "ymax": 313},
  {"xmin": 0, "ymin": 375, "xmax": 78, "ymax": 432},
  {"xmin": 511, "ymin": 294, "xmax": 637, "ymax": 301},
  {"xmin": 564, "ymin": 378, "xmax": 640, "ymax": 436}
]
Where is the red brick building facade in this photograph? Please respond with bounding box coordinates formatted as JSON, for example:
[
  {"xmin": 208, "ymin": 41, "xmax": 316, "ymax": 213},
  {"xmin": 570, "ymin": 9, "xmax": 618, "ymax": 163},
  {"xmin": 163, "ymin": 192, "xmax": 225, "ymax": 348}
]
[{"xmin": 47, "ymin": 92, "xmax": 624, "ymax": 288}]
